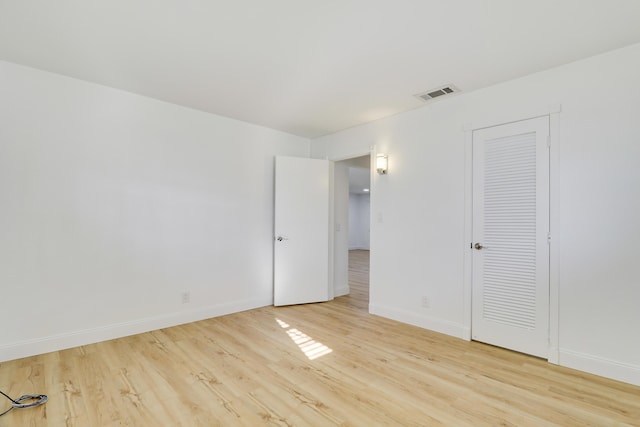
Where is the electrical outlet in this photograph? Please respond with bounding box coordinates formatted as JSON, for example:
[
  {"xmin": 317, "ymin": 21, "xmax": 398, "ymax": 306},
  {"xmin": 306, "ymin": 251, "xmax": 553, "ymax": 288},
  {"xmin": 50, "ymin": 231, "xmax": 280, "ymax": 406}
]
[
  {"xmin": 421, "ymin": 296, "xmax": 430, "ymax": 308},
  {"xmin": 181, "ymin": 292, "xmax": 190, "ymax": 304}
]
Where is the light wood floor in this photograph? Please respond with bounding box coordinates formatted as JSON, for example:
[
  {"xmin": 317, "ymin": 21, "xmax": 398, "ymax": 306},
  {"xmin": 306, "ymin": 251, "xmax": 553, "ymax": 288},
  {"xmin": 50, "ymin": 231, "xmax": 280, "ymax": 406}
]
[{"xmin": 2, "ymin": 250, "xmax": 639, "ymax": 426}]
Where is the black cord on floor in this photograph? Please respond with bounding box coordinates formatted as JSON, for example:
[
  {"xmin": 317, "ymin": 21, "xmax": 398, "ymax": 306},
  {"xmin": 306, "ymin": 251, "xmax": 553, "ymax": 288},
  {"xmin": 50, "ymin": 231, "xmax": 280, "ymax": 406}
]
[{"xmin": 0, "ymin": 389, "xmax": 47, "ymax": 417}]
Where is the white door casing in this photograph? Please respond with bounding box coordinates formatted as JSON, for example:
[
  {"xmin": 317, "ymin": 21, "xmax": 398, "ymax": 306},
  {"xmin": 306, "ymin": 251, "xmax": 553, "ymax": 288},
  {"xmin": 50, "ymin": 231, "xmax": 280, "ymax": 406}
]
[
  {"xmin": 274, "ymin": 156, "xmax": 332, "ymax": 306},
  {"xmin": 471, "ymin": 116, "xmax": 550, "ymax": 359}
]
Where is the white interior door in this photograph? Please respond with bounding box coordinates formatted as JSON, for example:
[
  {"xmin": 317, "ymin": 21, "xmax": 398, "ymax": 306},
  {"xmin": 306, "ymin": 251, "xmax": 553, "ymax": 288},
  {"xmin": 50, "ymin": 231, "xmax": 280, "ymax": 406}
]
[
  {"xmin": 472, "ymin": 116, "xmax": 550, "ymax": 358},
  {"xmin": 274, "ymin": 156, "xmax": 332, "ymax": 306}
]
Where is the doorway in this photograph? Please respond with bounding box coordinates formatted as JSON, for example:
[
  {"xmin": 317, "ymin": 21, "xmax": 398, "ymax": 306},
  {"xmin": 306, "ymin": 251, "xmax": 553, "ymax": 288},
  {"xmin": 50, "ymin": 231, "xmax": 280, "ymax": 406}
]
[{"xmin": 334, "ymin": 155, "xmax": 371, "ymax": 308}]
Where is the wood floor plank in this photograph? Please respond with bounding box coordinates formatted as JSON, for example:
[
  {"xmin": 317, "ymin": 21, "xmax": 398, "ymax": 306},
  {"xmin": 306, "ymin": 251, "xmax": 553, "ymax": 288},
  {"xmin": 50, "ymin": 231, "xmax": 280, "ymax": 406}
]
[{"xmin": 2, "ymin": 249, "xmax": 639, "ymax": 426}]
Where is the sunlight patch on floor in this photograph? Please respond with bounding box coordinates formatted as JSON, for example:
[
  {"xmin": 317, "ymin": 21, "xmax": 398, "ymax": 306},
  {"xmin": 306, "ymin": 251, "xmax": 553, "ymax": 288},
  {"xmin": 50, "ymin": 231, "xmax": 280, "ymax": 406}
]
[{"xmin": 276, "ymin": 318, "xmax": 333, "ymax": 360}]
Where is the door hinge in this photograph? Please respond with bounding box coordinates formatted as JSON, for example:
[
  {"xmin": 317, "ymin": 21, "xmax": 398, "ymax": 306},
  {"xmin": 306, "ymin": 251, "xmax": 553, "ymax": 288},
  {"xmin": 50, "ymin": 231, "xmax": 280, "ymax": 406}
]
[{"xmin": 547, "ymin": 232, "xmax": 551, "ymax": 244}]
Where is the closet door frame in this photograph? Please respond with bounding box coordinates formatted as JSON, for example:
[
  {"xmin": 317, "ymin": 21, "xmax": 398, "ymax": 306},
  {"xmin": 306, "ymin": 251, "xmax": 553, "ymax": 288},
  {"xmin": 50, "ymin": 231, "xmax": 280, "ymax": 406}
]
[{"xmin": 462, "ymin": 105, "xmax": 561, "ymax": 364}]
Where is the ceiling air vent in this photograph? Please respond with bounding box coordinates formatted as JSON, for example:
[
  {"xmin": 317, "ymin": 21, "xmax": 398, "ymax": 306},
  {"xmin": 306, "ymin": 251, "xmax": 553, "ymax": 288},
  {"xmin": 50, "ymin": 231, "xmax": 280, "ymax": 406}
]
[{"xmin": 414, "ymin": 85, "xmax": 459, "ymax": 102}]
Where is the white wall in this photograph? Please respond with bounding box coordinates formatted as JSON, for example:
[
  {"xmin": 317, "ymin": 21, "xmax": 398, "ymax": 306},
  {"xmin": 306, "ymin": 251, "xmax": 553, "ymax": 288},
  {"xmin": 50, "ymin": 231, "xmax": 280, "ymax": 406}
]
[
  {"xmin": 349, "ymin": 193, "xmax": 370, "ymax": 250},
  {"xmin": 311, "ymin": 43, "xmax": 640, "ymax": 386},
  {"xmin": 0, "ymin": 61, "xmax": 309, "ymax": 361}
]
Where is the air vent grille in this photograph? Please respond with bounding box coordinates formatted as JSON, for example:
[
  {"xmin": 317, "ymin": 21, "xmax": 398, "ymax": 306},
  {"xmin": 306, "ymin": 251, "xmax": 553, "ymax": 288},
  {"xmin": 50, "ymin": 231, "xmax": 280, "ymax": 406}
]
[{"xmin": 414, "ymin": 85, "xmax": 459, "ymax": 102}]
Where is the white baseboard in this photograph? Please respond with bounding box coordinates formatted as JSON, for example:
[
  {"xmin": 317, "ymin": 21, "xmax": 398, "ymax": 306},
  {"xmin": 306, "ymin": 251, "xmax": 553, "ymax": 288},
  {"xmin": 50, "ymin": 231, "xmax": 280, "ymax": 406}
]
[
  {"xmin": 369, "ymin": 303, "xmax": 468, "ymax": 340},
  {"xmin": 0, "ymin": 296, "xmax": 271, "ymax": 363},
  {"xmin": 368, "ymin": 304, "xmax": 640, "ymax": 387},
  {"xmin": 559, "ymin": 349, "xmax": 640, "ymax": 387}
]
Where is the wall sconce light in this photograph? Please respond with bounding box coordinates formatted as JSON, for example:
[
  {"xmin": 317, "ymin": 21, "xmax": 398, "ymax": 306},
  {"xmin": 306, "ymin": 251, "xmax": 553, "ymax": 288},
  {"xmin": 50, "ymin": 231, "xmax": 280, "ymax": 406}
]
[{"xmin": 376, "ymin": 153, "xmax": 388, "ymax": 175}]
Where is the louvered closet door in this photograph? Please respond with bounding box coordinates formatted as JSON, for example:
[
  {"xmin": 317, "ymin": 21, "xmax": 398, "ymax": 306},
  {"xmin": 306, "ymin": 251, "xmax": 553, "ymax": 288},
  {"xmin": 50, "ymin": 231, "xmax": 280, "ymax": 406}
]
[{"xmin": 472, "ymin": 116, "xmax": 549, "ymax": 359}]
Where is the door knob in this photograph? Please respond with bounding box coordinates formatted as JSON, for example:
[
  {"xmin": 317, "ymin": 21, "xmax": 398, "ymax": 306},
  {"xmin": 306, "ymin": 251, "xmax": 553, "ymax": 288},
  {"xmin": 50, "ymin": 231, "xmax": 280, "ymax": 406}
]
[
  {"xmin": 276, "ymin": 236, "xmax": 288, "ymax": 241},
  {"xmin": 474, "ymin": 243, "xmax": 484, "ymax": 250}
]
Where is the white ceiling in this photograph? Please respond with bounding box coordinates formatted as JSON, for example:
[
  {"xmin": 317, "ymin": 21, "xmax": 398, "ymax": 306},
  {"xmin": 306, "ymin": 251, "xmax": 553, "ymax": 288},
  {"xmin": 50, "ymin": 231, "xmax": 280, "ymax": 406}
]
[
  {"xmin": 2, "ymin": 1, "xmax": 640, "ymax": 138},
  {"xmin": 341, "ymin": 156, "xmax": 371, "ymax": 194},
  {"xmin": 349, "ymin": 167, "xmax": 371, "ymax": 195}
]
